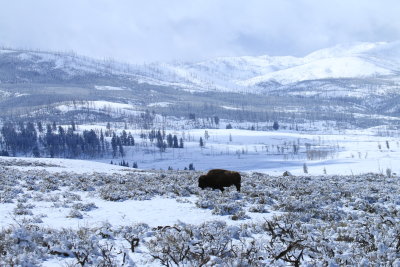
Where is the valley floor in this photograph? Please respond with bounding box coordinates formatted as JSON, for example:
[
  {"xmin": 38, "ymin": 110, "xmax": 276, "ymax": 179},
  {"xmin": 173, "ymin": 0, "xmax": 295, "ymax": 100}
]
[{"xmin": 84, "ymin": 126, "xmax": 400, "ymax": 176}]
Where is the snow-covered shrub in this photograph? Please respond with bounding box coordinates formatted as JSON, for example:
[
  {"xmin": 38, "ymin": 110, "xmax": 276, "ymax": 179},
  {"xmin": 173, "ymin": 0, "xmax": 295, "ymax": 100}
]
[
  {"xmin": 13, "ymin": 202, "xmax": 35, "ymax": 216},
  {"xmin": 196, "ymin": 188, "xmax": 247, "ymax": 219},
  {"xmin": 146, "ymin": 221, "xmax": 238, "ymax": 266},
  {"xmin": 0, "ymin": 185, "xmax": 23, "ymax": 203},
  {"xmin": 248, "ymin": 204, "xmax": 269, "ymax": 213},
  {"xmin": 4, "ymin": 165, "xmax": 400, "ymax": 265},
  {"xmin": 0, "ymin": 224, "xmax": 49, "ymax": 266},
  {"xmin": 38, "ymin": 175, "xmax": 60, "ymax": 192},
  {"xmin": 67, "ymin": 209, "xmax": 83, "ymax": 219},
  {"xmin": 119, "ymin": 223, "xmax": 150, "ymax": 252},
  {"xmin": 62, "ymin": 191, "xmax": 82, "ymax": 202},
  {"xmin": 195, "ymin": 189, "xmax": 220, "ymax": 209},
  {"xmin": 95, "ymin": 222, "xmax": 115, "ymax": 239},
  {"xmin": 72, "ymin": 202, "xmax": 97, "ymax": 212},
  {"xmin": 43, "ymin": 226, "xmax": 133, "ymax": 266},
  {"xmin": 212, "ymin": 202, "xmax": 243, "ymax": 216}
]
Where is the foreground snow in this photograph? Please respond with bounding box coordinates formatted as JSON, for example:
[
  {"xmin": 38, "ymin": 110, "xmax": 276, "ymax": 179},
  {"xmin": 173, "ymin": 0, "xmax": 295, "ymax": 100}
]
[{"xmin": 1, "ymin": 158, "xmax": 400, "ymax": 266}]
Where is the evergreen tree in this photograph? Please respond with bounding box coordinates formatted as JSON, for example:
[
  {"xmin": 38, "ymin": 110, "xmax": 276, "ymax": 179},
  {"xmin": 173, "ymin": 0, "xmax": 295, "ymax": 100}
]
[
  {"xmin": 37, "ymin": 121, "xmax": 43, "ymax": 133},
  {"xmin": 111, "ymin": 133, "xmax": 118, "ymax": 158},
  {"xmin": 199, "ymin": 137, "xmax": 204, "ymax": 147},
  {"xmin": 273, "ymin": 121, "xmax": 280, "ymax": 131},
  {"xmin": 214, "ymin": 116, "xmax": 220, "ymax": 126},
  {"xmin": 32, "ymin": 146, "xmax": 40, "ymax": 157},
  {"xmin": 156, "ymin": 130, "xmax": 166, "ymax": 152},
  {"xmin": 179, "ymin": 138, "xmax": 184, "ymax": 148},
  {"xmin": 303, "ymin": 163, "xmax": 308, "ymax": 174},
  {"xmin": 117, "ymin": 136, "xmax": 124, "ymax": 157},
  {"xmin": 121, "ymin": 130, "xmax": 128, "ymax": 145},
  {"xmin": 167, "ymin": 134, "xmax": 173, "ymax": 148},
  {"xmin": 189, "ymin": 163, "xmax": 195, "ymax": 170},
  {"xmin": 127, "ymin": 133, "xmax": 135, "ymax": 146},
  {"xmin": 106, "ymin": 122, "xmax": 111, "ymax": 137},
  {"xmin": 173, "ymin": 135, "xmax": 179, "ymax": 148},
  {"xmin": 100, "ymin": 129, "xmax": 105, "ymax": 153},
  {"xmin": 71, "ymin": 121, "xmax": 76, "ymax": 131}
]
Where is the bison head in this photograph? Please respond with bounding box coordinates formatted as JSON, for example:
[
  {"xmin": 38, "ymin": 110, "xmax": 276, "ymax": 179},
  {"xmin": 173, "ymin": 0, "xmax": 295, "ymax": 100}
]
[{"xmin": 198, "ymin": 175, "xmax": 207, "ymax": 190}]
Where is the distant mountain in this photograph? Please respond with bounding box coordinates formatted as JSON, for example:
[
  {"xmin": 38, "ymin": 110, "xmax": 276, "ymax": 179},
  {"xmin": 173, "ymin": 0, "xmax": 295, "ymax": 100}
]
[
  {"xmin": 1, "ymin": 41, "xmax": 399, "ymax": 91},
  {"xmin": 1, "ymin": 42, "xmax": 400, "ymax": 127}
]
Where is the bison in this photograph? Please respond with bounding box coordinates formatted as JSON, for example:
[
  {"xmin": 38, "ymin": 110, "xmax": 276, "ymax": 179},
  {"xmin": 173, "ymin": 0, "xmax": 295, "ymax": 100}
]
[{"xmin": 198, "ymin": 169, "xmax": 241, "ymax": 192}]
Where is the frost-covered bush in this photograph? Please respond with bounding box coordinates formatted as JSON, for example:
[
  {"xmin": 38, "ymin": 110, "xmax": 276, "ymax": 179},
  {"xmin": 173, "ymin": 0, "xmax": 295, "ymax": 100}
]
[
  {"xmin": 95, "ymin": 222, "xmax": 115, "ymax": 239},
  {"xmin": 248, "ymin": 204, "xmax": 269, "ymax": 213},
  {"xmin": 0, "ymin": 224, "xmax": 48, "ymax": 266},
  {"xmin": 13, "ymin": 202, "xmax": 35, "ymax": 216},
  {"xmin": 146, "ymin": 221, "xmax": 238, "ymax": 266},
  {"xmin": 0, "ymin": 223, "xmax": 134, "ymax": 266},
  {"xmin": 62, "ymin": 191, "xmax": 82, "ymax": 202},
  {"xmin": 67, "ymin": 209, "xmax": 83, "ymax": 219},
  {"xmin": 119, "ymin": 223, "xmax": 151, "ymax": 252},
  {"xmin": 38, "ymin": 175, "xmax": 60, "ymax": 192},
  {"xmin": 196, "ymin": 188, "xmax": 248, "ymax": 219},
  {"xmin": 4, "ymin": 165, "xmax": 400, "ymax": 265},
  {"xmin": 72, "ymin": 202, "xmax": 97, "ymax": 212},
  {"xmin": 212, "ymin": 202, "xmax": 243, "ymax": 216}
]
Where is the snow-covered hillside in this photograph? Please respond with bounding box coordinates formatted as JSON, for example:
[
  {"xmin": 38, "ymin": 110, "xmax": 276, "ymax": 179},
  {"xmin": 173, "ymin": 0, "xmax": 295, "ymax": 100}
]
[
  {"xmin": 160, "ymin": 41, "xmax": 400, "ymax": 88},
  {"xmin": 1, "ymin": 41, "xmax": 400, "ymax": 91},
  {"xmin": 2, "ymin": 41, "xmax": 400, "ymax": 126}
]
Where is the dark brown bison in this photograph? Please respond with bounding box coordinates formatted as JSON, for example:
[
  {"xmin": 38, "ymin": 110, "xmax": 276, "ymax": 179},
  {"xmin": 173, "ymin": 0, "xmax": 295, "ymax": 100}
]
[{"xmin": 198, "ymin": 169, "xmax": 241, "ymax": 192}]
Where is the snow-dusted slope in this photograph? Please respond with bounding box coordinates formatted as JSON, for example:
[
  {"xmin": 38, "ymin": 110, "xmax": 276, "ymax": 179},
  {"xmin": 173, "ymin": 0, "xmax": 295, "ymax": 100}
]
[
  {"xmin": 1, "ymin": 41, "xmax": 399, "ymax": 91},
  {"xmin": 239, "ymin": 42, "xmax": 399, "ymax": 86},
  {"xmin": 143, "ymin": 41, "xmax": 400, "ymax": 89},
  {"xmin": 241, "ymin": 56, "xmax": 392, "ymax": 86}
]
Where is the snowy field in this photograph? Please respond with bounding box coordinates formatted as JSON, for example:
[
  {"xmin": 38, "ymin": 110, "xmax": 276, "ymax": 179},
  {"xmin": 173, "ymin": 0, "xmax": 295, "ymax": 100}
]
[
  {"xmin": 88, "ymin": 125, "xmax": 399, "ymax": 177},
  {"xmin": 1, "ymin": 125, "xmax": 400, "ymax": 266},
  {"xmin": 1, "ymin": 155, "xmax": 400, "ymax": 265}
]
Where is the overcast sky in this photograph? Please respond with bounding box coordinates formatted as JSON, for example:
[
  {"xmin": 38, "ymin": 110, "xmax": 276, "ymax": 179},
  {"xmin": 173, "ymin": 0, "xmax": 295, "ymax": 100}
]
[{"xmin": 0, "ymin": 0, "xmax": 399, "ymax": 63}]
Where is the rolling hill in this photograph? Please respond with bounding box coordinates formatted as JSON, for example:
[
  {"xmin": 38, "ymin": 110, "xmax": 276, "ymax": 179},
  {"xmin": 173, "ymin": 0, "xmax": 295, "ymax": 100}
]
[{"xmin": 0, "ymin": 41, "xmax": 400, "ymax": 127}]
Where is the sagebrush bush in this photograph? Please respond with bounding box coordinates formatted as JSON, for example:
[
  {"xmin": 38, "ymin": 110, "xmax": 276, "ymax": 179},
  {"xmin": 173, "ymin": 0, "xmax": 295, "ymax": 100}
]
[{"xmin": 2, "ymin": 164, "xmax": 400, "ymax": 265}]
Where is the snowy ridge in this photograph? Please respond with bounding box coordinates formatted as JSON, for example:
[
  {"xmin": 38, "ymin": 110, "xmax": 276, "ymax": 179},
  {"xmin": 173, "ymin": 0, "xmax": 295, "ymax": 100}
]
[
  {"xmin": 240, "ymin": 56, "xmax": 392, "ymax": 86},
  {"xmin": 240, "ymin": 42, "xmax": 398, "ymax": 86},
  {"xmin": 1, "ymin": 41, "xmax": 400, "ymax": 93}
]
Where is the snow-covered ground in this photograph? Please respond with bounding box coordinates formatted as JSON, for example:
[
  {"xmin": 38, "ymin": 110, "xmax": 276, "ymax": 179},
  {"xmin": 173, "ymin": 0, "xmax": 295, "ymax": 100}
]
[
  {"xmin": 94, "ymin": 85, "xmax": 126, "ymax": 91},
  {"xmin": 1, "ymin": 124, "xmax": 400, "ymax": 265},
  {"xmin": 1, "ymin": 157, "xmax": 400, "ymax": 266},
  {"xmin": 56, "ymin": 100, "xmax": 142, "ymax": 117},
  {"xmin": 91, "ymin": 126, "xmax": 399, "ymax": 177}
]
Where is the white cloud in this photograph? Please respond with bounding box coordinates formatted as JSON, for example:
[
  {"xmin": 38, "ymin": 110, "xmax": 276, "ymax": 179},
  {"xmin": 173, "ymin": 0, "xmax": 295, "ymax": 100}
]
[{"xmin": 0, "ymin": 0, "xmax": 399, "ymax": 63}]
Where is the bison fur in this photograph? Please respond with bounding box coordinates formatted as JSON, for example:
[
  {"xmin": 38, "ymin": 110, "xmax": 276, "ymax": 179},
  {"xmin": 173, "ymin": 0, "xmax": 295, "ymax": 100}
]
[{"xmin": 198, "ymin": 169, "xmax": 241, "ymax": 192}]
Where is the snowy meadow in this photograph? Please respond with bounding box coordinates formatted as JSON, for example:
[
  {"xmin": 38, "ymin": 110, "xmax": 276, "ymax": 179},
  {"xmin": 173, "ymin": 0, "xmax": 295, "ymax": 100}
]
[
  {"xmin": 1, "ymin": 157, "xmax": 400, "ymax": 266},
  {"xmin": 1, "ymin": 119, "xmax": 400, "ymax": 266},
  {"xmin": 94, "ymin": 123, "xmax": 399, "ymax": 177}
]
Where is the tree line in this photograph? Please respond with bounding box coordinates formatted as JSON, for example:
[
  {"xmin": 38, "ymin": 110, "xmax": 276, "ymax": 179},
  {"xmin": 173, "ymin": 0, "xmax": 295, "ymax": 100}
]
[
  {"xmin": 0, "ymin": 121, "xmax": 185, "ymax": 159},
  {"xmin": 0, "ymin": 121, "xmax": 121, "ymax": 159}
]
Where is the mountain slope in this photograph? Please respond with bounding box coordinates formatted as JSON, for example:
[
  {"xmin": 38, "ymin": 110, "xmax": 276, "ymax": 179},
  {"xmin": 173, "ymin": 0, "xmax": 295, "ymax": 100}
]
[
  {"xmin": 1, "ymin": 42, "xmax": 400, "ymax": 126},
  {"xmin": 1, "ymin": 41, "xmax": 399, "ymax": 90}
]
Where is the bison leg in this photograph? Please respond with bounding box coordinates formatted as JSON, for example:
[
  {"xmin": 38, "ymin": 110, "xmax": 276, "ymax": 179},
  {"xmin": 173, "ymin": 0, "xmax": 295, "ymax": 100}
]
[
  {"xmin": 219, "ymin": 187, "xmax": 225, "ymax": 192},
  {"xmin": 235, "ymin": 184, "xmax": 241, "ymax": 192}
]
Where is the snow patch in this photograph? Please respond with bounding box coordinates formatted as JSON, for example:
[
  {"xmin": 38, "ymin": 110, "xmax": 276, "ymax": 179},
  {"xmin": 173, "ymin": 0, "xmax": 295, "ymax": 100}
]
[
  {"xmin": 148, "ymin": 102, "xmax": 172, "ymax": 107},
  {"xmin": 94, "ymin": 85, "xmax": 126, "ymax": 91}
]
